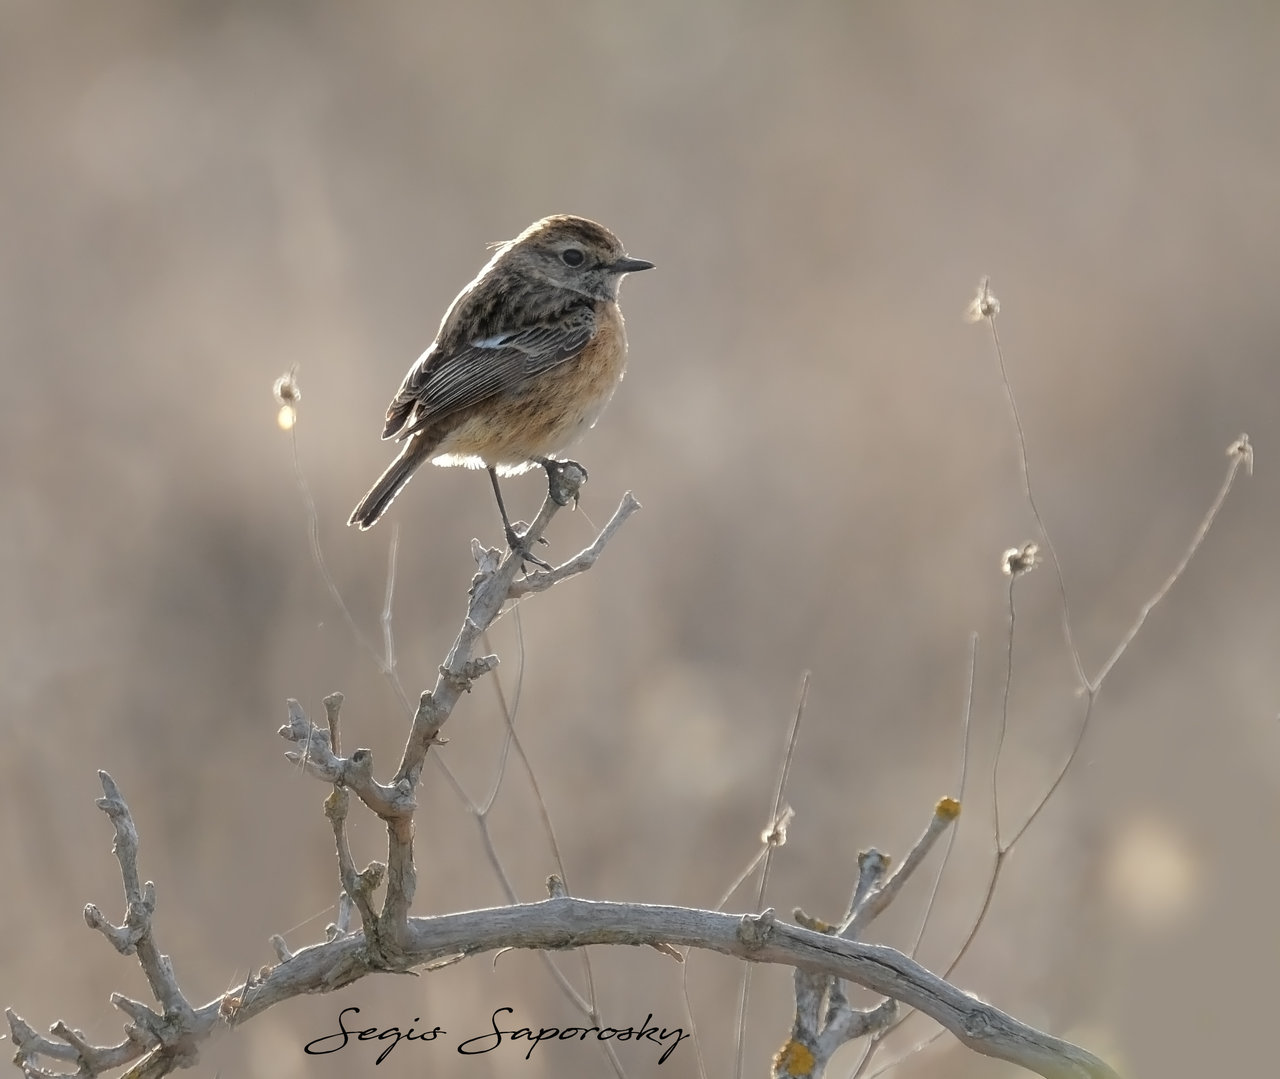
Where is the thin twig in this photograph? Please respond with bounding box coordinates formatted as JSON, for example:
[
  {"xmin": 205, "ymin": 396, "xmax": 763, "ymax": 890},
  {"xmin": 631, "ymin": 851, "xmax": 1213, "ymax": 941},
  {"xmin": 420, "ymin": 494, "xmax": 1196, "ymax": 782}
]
[
  {"xmin": 1090, "ymin": 440, "xmax": 1251, "ymax": 690},
  {"xmin": 478, "ymin": 609, "xmax": 625, "ymax": 1078},
  {"xmin": 734, "ymin": 673, "xmax": 809, "ymax": 1079},
  {"xmin": 379, "ymin": 525, "xmax": 400, "ymax": 678},
  {"xmin": 288, "ymin": 427, "xmax": 383, "ymax": 665},
  {"xmin": 911, "ymin": 633, "xmax": 978, "ymax": 958},
  {"xmin": 986, "ymin": 307, "xmax": 1088, "ymax": 689},
  {"xmin": 283, "ymin": 418, "xmax": 635, "ymax": 1064},
  {"xmin": 477, "ymin": 622, "xmax": 523, "ymax": 817},
  {"xmin": 846, "ymin": 637, "xmax": 978, "ymax": 1079},
  {"xmin": 992, "ymin": 577, "xmax": 1017, "ymax": 847}
]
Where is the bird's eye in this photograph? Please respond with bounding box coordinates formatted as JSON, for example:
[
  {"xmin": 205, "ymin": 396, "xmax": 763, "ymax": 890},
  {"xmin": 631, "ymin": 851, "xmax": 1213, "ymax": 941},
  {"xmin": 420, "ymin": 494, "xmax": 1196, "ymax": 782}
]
[{"xmin": 561, "ymin": 248, "xmax": 585, "ymax": 267}]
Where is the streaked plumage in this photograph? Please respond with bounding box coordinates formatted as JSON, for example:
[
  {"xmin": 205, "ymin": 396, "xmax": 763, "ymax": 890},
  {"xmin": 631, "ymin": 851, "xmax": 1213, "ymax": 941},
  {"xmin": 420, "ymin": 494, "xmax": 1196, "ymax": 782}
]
[{"xmin": 349, "ymin": 215, "xmax": 652, "ymax": 535}]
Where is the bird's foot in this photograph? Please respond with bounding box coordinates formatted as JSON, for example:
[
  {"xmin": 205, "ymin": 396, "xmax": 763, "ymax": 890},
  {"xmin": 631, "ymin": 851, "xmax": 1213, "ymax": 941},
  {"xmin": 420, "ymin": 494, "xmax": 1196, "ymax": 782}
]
[
  {"xmin": 504, "ymin": 522, "xmax": 552, "ymax": 572},
  {"xmin": 540, "ymin": 458, "xmax": 588, "ymax": 508}
]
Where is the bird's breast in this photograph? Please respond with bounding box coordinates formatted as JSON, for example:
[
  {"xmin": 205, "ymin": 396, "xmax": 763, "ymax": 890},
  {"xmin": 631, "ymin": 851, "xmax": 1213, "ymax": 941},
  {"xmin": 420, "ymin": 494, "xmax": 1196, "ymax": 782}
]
[{"xmin": 430, "ymin": 299, "xmax": 628, "ymax": 471}]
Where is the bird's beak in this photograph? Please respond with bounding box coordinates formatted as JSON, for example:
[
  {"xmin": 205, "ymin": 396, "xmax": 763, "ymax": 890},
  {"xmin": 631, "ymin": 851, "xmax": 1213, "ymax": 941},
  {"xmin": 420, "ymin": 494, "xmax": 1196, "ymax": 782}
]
[{"xmin": 609, "ymin": 255, "xmax": 655, "ymax": 274}]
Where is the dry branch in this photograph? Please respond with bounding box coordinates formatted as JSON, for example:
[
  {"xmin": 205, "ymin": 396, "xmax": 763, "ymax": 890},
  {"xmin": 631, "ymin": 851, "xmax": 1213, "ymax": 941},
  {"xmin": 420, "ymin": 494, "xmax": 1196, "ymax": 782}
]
[{"xmin": 7, "ymin": 478, "xmax": 1118, "ymax": 1079}]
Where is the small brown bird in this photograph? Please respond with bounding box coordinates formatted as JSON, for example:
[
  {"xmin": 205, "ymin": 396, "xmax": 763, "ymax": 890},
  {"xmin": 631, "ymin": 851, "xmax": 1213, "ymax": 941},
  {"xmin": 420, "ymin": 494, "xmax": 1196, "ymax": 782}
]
[{"xmin": 348, "ymin": 214, "xmax": 653, "ymax": 558}]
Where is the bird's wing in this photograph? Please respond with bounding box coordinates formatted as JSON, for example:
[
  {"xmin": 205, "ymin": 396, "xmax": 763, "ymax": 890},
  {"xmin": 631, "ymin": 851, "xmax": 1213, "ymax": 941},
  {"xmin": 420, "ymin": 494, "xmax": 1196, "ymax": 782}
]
[{"xmin": 382, "ymin": 305, "xmax": 597, "ymax": 440}]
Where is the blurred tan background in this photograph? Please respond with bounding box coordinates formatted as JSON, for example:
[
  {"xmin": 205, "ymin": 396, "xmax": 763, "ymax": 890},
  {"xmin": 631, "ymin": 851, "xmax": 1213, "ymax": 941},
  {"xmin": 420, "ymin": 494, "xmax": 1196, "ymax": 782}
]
[{"xmin": 4, "ymin": 2, "xmax": 1279, "ymax": 1076}]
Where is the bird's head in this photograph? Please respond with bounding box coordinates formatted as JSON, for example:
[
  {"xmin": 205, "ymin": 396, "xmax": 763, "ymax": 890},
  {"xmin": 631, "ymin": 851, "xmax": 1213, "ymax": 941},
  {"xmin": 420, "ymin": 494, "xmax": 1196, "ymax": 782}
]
[{"xmin": 500, "ymin": 214, "xmax": 654, "ymax": 301}]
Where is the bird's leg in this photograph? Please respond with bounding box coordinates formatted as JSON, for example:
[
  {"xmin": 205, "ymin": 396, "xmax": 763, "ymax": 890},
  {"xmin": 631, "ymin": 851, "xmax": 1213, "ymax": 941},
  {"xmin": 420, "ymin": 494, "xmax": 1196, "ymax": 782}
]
[
  {"xmin": 488, "ymin": 467, "xmax": 551, "ymax": 570},
  {"xmin": 538, "ymin": 457, "xmax": 588, "ymax": 509}
]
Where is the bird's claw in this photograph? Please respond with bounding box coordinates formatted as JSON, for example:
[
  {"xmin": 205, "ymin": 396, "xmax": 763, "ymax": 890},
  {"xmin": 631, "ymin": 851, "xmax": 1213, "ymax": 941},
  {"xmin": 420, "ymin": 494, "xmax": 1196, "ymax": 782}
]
[
  {"xmin": 504, "ymin": 524, "xmax": 553, "ymax": 571},
  {"xmin": 542, "ymin": 458, "xmax": 588, "ymax": 508}
]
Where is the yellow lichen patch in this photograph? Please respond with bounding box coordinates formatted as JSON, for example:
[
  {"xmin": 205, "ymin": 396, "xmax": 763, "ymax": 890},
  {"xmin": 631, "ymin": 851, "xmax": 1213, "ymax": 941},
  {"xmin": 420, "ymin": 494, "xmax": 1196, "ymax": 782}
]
[
  {"xmin": 793, "ymin": 909, "xmax": 835, "ymax": 933},
  {"xmin": 773, "ymin": 1038, "xmax": 816, "ymax": 1078},
  {"xmin": 936, "ymin": 796, "xmax": 961, "ymax": 820}
]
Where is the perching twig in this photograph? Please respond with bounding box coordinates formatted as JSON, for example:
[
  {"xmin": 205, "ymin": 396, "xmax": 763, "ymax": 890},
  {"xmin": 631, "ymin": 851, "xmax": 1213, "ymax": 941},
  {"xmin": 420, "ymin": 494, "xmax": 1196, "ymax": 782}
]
[{"xmin": 278, "ymin": 477, "xmax": 639, "ymax": 962}]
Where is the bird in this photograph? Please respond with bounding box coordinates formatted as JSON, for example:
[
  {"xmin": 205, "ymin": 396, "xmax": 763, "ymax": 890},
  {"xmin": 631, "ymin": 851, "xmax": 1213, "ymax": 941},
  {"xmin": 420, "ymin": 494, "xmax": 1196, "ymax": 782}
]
[{"xmin": 348, "ymin": 214, "xmax": 653, "ymax": 563}]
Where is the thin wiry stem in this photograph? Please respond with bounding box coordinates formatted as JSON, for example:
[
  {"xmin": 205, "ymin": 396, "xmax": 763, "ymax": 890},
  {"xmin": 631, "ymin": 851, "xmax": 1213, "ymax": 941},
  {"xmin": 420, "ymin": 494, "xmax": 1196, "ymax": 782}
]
[
  {"xmin": 1007, "ymin": 698, "xmax": 1094, "ymax": 850},
  {"xmin": 682, "ymin": 807, "xmax": 779, "ymax": 1079},
  {"xmin": 285, "ymin": 420, "xmax": 628, "ymax": 1079},
  {"xmin": 681, "ymin": 957, "xmax": 711, "ymax": 1079},
  {"xmin": 1090, "ymin": 443, "xmax": 1250, "ymax": 690},
  {"xmin": 913, "ymin": 634, "xmax": 978, "ymax": 958},
  {"xmin": 926, "ymin": 298, "xmax": 1083, "ymax": 1001},
  {"xmin": 763, "ymin": 674, "xmax": 809, "ymax": 896},
  {"xmin": 998, "ymin": 434, "xmax": 1249, "ymax": 870},
  {"xmin": 481, "ymin": 608, "xmax": 623, "ymax": 1077},
  {"xmin": 845, "ymin": 1042, "xmax": 874, "ymax": 1079},
  {"xmin": 477, "ymin": 619, "xmax": 524, "ymax": 817},
  {"xmin": 841, "ymin": 290, "xmax": 1245, "ymax": 1079},
  {"xmin": 293, "ymin": 421, "xmax": 416, "ymax": 714},
  {"xmin": 860, "ymin": 1029, "xmax": 947, "ymax": 1079},
  {"xmin": 987, "ymin": 314, "xmax": 1088, "ymax": 690},
  {"xmin": 289, "ymin": 427, "xmax": 383, "ymax": 667},
  {"xmin": 729, "ymin": 903, "xmax": 755, "ymax": 1077},
  {"xmin": 846, "ymin": 638, "xmax": 979, "ymax": 1079},
  {"xmin": 427, "ymin": 751, "xmax": 471, "ymax": 802},
  {"xmin": 981, "ymin": 295, "xmax": 1248, "ymax": 864},
  {"xmin": 996, "ymin": 442, "xmax": 1248, "ymax": 859},
  {"xmin": 292, "ymin": 423, "xmax": 464, "ymax": 856},
  {"xmin": 379, "ymin": 525, "xmax": 400, "ymax": 678},
  {"xmin": 714, "ymin": 848, "xmax": 771, "ymax": 912},
  {"xmin": 944, "ymin": 850, "xmax": 1007, "ymax": 980},
  {"xmin": 733, "ymin": 672, "xmax": 809, "ymax": 1079},
  {"xmin": 992, "ymin": 578, "xmax": 1018, "ymax": 848}
]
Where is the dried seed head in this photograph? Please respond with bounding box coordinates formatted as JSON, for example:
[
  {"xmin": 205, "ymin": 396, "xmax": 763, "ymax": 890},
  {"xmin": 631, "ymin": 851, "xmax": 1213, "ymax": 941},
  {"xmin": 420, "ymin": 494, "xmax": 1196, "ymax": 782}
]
[
  {"xmin": 273, "ymin": 367, "xmax": 301, "ymax": 430},
  {"xmin": 761, "ymin": 804, "xmax": 795, "ymax": 847},
  {"xmin": 1001, "ymin": 542, "xmax": 1040, "ymax": 577},
  {"xmin": 1227, "ymin": 433, "xmax": 1253, "ymax": 475},
  {"xmin": 965, "ymin": 276, "xmax": 1000, "ymax": 322}
]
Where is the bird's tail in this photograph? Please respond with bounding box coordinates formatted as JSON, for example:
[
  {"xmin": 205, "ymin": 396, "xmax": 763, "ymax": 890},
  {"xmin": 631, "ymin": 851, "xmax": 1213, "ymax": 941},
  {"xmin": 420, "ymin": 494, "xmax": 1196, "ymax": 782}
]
[{"xmin": 348, "ymin": 436, "xmax": 432, "ymax": 530}]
